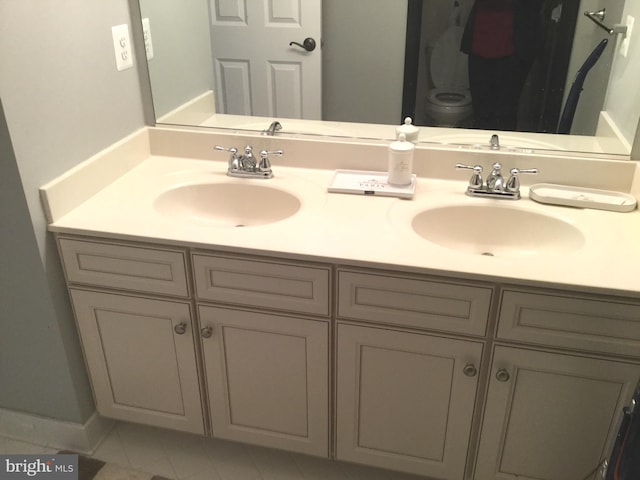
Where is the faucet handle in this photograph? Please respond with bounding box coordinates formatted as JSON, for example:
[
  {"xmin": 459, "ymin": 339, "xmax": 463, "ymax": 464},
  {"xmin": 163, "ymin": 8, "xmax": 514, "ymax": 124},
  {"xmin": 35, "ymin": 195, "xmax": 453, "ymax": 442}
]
[
  {"xmin": 215, "ymin": 145, "xmax": 237, "ymax": 153},
  {"xmin": 456, "ymin": 163, "xmax": 483, "ymax": 189},
  {"xmin": 215, "ymin": 145, "xmax": 240, "ymax": 169},
  {"xmin": 260, "ymin": 149, "xmax": 284, "ymax": 157},
  {"xmin": 506, "ymin": 167, "xmax": 538, "ymax": 193},
  {"xmin": 258, "ymin": 150, "xmax": 283, "ymax": 172}
]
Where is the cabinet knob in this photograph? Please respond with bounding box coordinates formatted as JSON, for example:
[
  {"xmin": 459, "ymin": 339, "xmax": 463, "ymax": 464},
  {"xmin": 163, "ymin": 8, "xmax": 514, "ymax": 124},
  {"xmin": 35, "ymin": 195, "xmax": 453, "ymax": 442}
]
[
  {"xmin": 496, "ymin": 368, "xmax": 511, "ymax": 382},
  {"xmin": 174, "ymin": 322, "xmax": 187, "ymax": 335},
  {"xmin": 201, "ymin": 326, "xmax": 213, "ymax": 339},
  {"xmin": 463, "ymin": 363, "xmax": 478, "ymax": 377}
]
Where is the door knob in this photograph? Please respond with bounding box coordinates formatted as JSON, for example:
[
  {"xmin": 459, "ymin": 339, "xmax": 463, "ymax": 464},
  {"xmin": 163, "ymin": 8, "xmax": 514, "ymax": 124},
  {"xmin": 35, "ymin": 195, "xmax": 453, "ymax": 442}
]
[
  {"xmin": 496, "ymin": 368, "xmax": 511, "ymax": 382},
  {"xmin": 174, "ymin": 322, "xmax": 187, "ymax": 335},
  {"xmin": 289, "ymin": 37, "xmax": 316, "ymax": 52},
  {"xmin": 201, "ymin": 326, "xmax": 213, "ymax": 339},
  {"xmin": 463, "ymin": 363, "xmax": 478, "ymax": 377}
]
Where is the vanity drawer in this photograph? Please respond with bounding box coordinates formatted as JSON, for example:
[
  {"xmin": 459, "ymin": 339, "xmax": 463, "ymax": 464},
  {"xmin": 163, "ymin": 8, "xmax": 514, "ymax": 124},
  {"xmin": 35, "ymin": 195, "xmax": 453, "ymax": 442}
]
[
  {"xmin": 337, "ymin": 270, "xmax": 492, "ymax": 336},
  {"xmin": 192, "ymin": 254, "xmax": 330, "ymax": 316},
  {"xmin": 58, "ymin": 237, "xmax": 189, "ymax": 297},
  {"xmin": 498, "ymin": 290, "xmax": 640, "ymax": 357}
]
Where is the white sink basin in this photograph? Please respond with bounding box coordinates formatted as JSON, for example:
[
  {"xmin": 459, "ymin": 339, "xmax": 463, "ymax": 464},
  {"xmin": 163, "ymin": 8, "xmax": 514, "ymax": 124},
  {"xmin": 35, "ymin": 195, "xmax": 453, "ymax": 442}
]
[
  {"xmin": 411, "ymin": 205, "xmax": 585, "ymax": 257},
  {"xmin": 154, "ymin": 183, "xmax": 301, "ymax": 227}
]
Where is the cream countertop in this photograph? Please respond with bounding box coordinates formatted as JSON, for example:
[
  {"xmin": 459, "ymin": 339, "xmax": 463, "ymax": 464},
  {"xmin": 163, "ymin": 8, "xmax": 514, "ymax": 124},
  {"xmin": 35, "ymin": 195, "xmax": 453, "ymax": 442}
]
[{"xmin": 41, "ymin": 130, "xmax": 640, "ymax": 298}]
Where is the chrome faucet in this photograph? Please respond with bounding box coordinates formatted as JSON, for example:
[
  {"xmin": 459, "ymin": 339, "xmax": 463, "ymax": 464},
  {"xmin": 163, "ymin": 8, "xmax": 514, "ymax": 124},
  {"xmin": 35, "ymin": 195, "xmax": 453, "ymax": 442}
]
[
  {"xmin": 215, "ymin": 145, "xmax": 283, "ymax": 179},
  {"xmin": 456, "ymin": 162, "xmax": 537, "ymax": 199},
  {"xmin": 485, "ymin": 162, "xmax": 505, "ymax": 192},
  {"xmin": 262, "ymin": 121, "xmax": 283, "ymax": 136},
  {"xmin": 490, "ymin": 134, "xmax": 500, "ymax": 150}
]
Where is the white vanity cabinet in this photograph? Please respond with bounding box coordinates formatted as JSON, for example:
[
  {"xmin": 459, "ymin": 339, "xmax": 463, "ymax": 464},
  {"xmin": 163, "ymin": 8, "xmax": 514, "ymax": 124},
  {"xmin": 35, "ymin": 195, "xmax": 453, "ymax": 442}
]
[
  {"xmin": 56, "ymin": 234, "xmax": 640, "ymax": 480},
  {"xmin": 475, "ymin": 346, "xmax": 640, "ymax": 480},
  {"xmin": 192, "ymin": 253, "xmax": 331, "ymax": 457},
  {"xmin": 335, "ymin": 269, "xmax": 492, "ymax": 479},
  {"xmin": 57, "ymin": 237, "xmax": 204, "ymax": 435},
  {"xmin": 336, "ymin": 324, "xmax": 483, "ymax": 479},
  {"xmin": 473, "ymin": 289, "xmax": 640, "ymax": 480}
]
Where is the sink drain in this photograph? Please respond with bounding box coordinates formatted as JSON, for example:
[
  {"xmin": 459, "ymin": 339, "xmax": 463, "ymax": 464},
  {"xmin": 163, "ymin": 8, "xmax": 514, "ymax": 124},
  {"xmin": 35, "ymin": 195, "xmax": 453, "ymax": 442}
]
[
  {"xmin": 481, "ymin": 252, "xmax": 494, "ymax": 257},
  {"xmin": 235, "ymin": 224, "xmax": 246, "ymax": 228}
]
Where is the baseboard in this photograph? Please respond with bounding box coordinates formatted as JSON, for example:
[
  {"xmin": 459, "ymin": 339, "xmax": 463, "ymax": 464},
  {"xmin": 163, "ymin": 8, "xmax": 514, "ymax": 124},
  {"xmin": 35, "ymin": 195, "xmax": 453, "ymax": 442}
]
[{"xmin": 0, "ymin": 408, "xmax": 114, "ymax": 454}]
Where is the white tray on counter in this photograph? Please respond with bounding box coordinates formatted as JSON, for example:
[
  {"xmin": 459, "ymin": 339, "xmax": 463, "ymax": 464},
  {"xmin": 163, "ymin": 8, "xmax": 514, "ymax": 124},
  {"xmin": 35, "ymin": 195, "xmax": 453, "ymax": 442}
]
[
  {"xmin": 529, "ymin": 183, "xmax": 637, "ymax": 212},
  {"xmin": 328, "ymin": 170, "xmax": 416, "ymax": 198}
]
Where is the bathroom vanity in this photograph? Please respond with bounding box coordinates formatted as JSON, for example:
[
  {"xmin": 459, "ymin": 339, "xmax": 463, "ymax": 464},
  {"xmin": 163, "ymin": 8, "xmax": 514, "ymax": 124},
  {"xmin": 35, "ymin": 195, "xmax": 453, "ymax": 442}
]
[{"xmin": 42, "ymin": 127, "xmax": 640, "ymax": 480}]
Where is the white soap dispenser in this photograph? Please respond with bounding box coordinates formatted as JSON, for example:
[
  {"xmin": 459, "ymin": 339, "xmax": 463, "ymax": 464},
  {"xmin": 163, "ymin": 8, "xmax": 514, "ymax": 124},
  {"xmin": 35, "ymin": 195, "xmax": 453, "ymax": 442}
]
[
  {"xmin": 388, "ymin": 133, "xmax": 414, "ymax": 186},
  {"xmin": 396, "ymin": 117, "xmax": 419, "ymax": 144}
]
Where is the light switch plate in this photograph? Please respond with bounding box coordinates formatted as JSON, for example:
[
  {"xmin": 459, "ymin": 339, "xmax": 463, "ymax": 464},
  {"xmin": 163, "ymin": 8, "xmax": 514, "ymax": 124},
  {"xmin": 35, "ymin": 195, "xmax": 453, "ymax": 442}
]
[
  {"xmin": 620, "ymin": 15, "xmax": 634, "ymax": 58},
  {"xmin": 111, "ymin": 24, "xmax": 134, "ymax": 71},
  {"xmin": 142, "ymin": 18, "xmax": 154, "ymax": 60}
]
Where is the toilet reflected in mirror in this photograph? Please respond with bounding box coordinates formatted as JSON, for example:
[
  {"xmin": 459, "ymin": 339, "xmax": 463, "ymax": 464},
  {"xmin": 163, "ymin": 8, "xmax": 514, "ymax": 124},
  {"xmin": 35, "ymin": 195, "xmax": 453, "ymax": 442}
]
[{"xmin": 424, "ymin": 22, "xmax": 473, "ymax": 127}]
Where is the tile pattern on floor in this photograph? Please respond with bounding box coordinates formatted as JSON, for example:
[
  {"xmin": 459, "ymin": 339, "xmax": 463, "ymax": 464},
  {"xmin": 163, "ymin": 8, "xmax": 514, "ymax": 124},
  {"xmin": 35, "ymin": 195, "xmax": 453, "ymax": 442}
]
[{"xmin": 1, "ymin": 422, "xmax": 426, "ymax": 480}]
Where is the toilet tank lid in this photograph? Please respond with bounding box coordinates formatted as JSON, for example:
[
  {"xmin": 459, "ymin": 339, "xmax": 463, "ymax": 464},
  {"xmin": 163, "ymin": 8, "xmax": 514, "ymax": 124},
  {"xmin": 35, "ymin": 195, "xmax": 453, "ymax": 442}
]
[{"xmin": 431, "ymin": 26, "xmax": 469, "ymax": 89}]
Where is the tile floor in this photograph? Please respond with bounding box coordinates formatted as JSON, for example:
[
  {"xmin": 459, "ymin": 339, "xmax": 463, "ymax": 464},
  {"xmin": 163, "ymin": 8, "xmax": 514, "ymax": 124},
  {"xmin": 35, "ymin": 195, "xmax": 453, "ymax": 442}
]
[{"xmin": 1, "ymin": 421, "xmax": 426, "ymax": 480}]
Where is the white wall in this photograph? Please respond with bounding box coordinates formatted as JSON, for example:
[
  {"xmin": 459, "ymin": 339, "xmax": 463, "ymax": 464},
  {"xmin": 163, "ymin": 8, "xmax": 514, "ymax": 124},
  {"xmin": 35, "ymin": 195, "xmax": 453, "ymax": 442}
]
[
  {"xmin": 322, "ymin": 0, "xmax": 407, "ymax": 124},
  {"xmin": 0, "ymin": 0, "xmax": 145, "ymax": 423},
  {"xmin": 139, "ymin": 0, "xmax": 214, "ymax": 118},
  {"xmin": 605, "ymin": 1, "xmax": 640, "ymax": 146}
]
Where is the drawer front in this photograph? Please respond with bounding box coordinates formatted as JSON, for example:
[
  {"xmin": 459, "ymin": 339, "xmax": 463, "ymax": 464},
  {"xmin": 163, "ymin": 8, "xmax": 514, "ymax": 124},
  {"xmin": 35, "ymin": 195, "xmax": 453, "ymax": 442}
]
[
  {"xmin": 337, "ymin": 270, "xmax": 492, "ymax": 336},
  {"xmin": 58, "ymin": 238, "xmax": 189, "ymax": 297},
  {"xmin": 193, "ymin": 254, "xmax": 330, "ymax": 316},
  {"xmin": 498, "ymin": 290, "xmax": 640, "ymax": 357}
]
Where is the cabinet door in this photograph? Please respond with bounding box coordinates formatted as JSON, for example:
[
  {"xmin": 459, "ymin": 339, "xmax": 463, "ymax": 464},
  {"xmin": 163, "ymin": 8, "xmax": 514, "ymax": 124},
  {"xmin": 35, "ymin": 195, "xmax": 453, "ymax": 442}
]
[
  {"xmin": 70, "ymin": 289, "xmax": 204, "ymax": 434},
  {"xmin": 199, "ymin": 306, "xmax": 329, "ymax": 457},
  {"xmin": 336, "ymin": 323, "xmax": 483, "ymax": 479},
  {"xmin": 475, "ymin": 346, "xmax": 640, "ymax": 480}
]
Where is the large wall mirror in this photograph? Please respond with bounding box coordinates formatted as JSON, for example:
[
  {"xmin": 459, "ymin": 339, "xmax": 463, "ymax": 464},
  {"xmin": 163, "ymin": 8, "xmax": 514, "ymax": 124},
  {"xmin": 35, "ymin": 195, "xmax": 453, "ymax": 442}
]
[{"xmin": 133, "ymin": 0, "xmax": 640, "ymax": 158}]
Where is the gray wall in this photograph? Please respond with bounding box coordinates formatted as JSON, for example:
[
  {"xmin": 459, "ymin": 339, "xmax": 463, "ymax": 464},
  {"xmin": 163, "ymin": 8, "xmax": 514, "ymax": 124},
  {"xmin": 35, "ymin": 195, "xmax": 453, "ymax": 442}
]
[
  {"xmin": 139, "ymin": 0, "xmax": 214, "ymax": 118},
  {"xmin": 322, "ymin": 0, "xmax": 407, "ymax": 124},
  {"xmin": 0, "ymin": 100, "xmax": 92, "ymax": 422},
  {"xmin": 0, "ymin": 0, "xmax": 145, "ymax": 422}
]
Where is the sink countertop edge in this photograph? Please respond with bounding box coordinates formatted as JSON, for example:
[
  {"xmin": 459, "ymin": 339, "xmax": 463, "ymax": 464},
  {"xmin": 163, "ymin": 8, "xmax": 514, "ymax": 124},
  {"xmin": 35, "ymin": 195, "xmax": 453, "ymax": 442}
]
[{"xmin": 43, "ymin": 153, "xmax": 640, "ymax": 299}]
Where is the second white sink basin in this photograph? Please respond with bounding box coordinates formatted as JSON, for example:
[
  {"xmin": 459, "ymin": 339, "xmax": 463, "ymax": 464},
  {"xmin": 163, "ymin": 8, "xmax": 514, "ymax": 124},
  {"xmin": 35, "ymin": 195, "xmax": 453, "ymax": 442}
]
[
  {"xmin": 154, "ymin": 183, "xmax": 301, "ymax": 227},
  {"xmin": 411, "ymin": 205, "xmax": 585, "ymax": 257}
]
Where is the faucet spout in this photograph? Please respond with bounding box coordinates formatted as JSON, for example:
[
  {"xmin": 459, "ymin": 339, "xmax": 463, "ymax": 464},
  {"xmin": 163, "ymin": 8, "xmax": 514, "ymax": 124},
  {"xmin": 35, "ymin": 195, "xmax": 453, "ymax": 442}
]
[
  {"xmin": 490, "ymin": 134, "xmax": 500, "ymax": 150},
  {"xmin": 455, "ymin": 162, "xmax": 537, "ymax": 200},
  {"xmin": 215, "ymin": 144, "xmax": 283, "ymax": 179},
  {"xmin": 486, "ymin": 162, "xmax": 504, "ymax": 192},
  {"xmin": 262, "ymin": 121, "xmax": 283, "ymax": 136}
]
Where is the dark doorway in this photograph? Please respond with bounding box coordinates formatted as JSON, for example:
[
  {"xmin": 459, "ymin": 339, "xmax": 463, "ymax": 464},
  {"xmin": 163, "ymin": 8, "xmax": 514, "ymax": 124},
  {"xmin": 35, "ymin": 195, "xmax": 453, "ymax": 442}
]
[{"xmin": 402, "ymin": 0, "xmax": 580, "ymax": 133}]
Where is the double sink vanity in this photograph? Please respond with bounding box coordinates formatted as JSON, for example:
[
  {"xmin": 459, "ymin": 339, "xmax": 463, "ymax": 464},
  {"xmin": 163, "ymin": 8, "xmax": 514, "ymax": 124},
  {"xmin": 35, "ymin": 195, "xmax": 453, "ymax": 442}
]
[{"xmin": 41, "ymin": 126, "xmax": 640, "ymax": 480}]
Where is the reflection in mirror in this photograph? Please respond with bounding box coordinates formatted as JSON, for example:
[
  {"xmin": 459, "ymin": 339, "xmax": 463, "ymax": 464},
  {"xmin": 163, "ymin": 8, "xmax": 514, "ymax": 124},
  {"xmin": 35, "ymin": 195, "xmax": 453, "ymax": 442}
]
[{"xmin": 136, "ymin": 0, "xmax": 639, "ymax": 158}]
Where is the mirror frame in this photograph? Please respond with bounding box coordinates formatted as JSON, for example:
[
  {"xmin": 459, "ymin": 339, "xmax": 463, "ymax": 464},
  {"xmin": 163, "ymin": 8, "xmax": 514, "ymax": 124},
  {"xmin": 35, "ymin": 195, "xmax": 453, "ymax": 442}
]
[{"xmin": 127, "ymin": 0, "xmax": 640, "ymax": 161}]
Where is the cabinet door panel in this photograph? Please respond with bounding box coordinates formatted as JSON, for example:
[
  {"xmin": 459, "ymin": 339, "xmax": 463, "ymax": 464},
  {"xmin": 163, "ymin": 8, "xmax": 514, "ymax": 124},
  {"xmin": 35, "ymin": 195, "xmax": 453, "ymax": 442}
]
[
  {"xmin": 337, "ymin": 270, "xmax": 492, "ymax": 335},
  {"xmin": 70, "ymin": 289, "xmax": 204, "ymax": 434},
  {"xmin": 498, "ymin": 290, "xmax": 640, "ymax": 357},
  {"xmin": 60, "ymin": 238, "xmax": 189, "ymax": 296},
  {"xmin": 199, "ymin": 306, "xmax": 329, "ymax": 457},
  {"xmin": 475, "ymin": 346, "xmax": 640, "ymax": 480},
  {"xmin": 336, "ymin": 323, "xmax": 483, "ymax": 479},
  {"xmin": 193, "ymin": 254, "xmax": 330, "ymax": 316}
]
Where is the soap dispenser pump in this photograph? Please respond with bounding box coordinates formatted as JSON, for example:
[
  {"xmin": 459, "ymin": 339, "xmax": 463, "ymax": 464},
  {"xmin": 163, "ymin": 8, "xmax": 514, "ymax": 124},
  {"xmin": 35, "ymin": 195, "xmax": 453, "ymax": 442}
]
[
  {"xmin": 396, "ymin": 117, "xmax": 419, "ymax": 143},
  {"xmin": 388, "ymin": 133, "xmax": 414, "ymax": 186}
]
